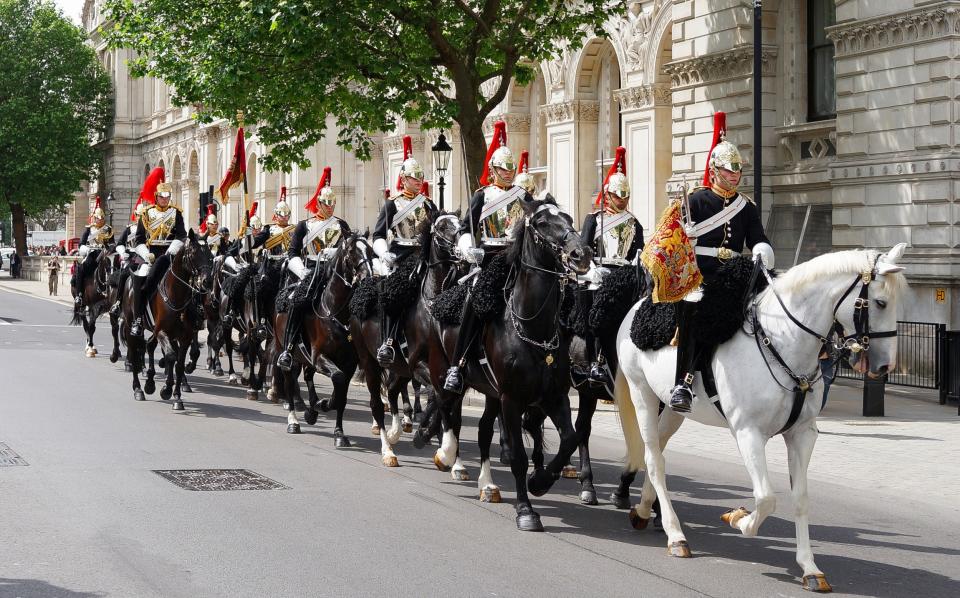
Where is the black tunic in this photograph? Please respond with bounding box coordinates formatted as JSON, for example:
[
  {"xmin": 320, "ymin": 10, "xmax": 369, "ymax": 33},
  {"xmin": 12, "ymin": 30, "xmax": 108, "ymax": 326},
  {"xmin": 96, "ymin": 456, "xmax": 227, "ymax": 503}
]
[
  {"xmin": 687, "ymin": 188, "xmax": 770, "ymax": 279},
  {"xmin": 372, "ymin": 195, "xmax": 438, "ymax": 259},
  {"xmin": 580, "ymin": 211, "xmax": 645, "ymax": 265},
  {"xmin": 287, "ymin": 217, "xmax": 351, "ymax": 259},
  {"xmin": 116, "ymin": 224, "xmax": 136, "ymax": 248}
]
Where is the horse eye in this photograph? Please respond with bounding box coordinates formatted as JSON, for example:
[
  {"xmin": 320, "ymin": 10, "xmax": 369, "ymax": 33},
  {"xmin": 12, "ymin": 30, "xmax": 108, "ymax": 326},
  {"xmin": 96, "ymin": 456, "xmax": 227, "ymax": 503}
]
[{"xmin": 875, "ymin": 299, "xmax": 887, "ymax": 309}]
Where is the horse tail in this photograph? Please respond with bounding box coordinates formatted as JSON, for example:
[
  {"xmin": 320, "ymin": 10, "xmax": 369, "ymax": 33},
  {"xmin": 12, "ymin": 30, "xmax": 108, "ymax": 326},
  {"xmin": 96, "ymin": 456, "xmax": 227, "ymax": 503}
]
[
  {"xmin": 614, "ymin": 366, "xmax": 645, "ymax": 472},
  {"xmin": 69, "ymin": 303, "xmax": 83, "ymax": 326}
]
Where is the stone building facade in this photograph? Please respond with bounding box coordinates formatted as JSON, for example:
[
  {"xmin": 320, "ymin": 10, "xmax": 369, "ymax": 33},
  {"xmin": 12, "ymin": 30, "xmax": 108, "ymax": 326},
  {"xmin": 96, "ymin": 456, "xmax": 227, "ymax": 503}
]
[{"xmin": 81, "ymin": 0, "xmax": 960, "ymax": 326}]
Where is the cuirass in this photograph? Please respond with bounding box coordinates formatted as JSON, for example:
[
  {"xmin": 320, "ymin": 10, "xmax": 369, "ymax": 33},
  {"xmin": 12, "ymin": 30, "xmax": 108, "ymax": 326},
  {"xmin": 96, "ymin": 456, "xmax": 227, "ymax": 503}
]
[
  {"xmin": 88, "ymin": 225, "xmax": 112, "ymax": 247},
  {"xmin": 597, "ymin": 214, "xmax": 637, "ymax": 266},
  {"xmin": 390, "ymin": 194, "xmax": 430, "ymax": 246},
  {"xmin": 264, "ymin": 224, "xmax": 295, "ymax": 253},
  {"xmin": 306, "ymin": 218, "xmax": 342, "ymax": 256},
  {"xmin": 480, "ymin": 186, "xmax": 525, "ymax": 247},
  {"xmin": 144, "ymin": 207, "xmax": 177, "ymax": 244}
]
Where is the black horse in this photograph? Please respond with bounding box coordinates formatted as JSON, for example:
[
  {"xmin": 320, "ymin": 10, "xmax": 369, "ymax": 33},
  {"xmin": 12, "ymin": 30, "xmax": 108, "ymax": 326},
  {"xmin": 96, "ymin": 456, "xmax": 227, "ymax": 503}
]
[
  {"xmin": 70, "ymin": 248, "xmax": 113, "ymax": 358},
  {"xmin": 431, "ymin": 199, "xmax": 592, "ymax": 531}
]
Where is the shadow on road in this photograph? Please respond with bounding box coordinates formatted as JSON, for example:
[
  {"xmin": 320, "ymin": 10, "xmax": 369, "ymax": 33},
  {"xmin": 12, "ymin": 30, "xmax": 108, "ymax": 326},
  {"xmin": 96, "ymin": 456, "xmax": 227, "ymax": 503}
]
[{"xmin": 0, "ymin": 579, "xmax": 105, "ymax": 597}]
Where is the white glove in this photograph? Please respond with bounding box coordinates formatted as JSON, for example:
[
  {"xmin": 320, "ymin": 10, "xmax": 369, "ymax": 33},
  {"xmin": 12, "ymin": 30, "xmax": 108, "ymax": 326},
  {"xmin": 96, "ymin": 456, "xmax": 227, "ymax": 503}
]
[
  {"xmin": 78, "ymin": 245, "xmax": 90, "ymax": 258},
  {"xmin": 134, "ymin": 244, "xmax": 152, "ymax": 263},
  {"xmin": 382, "ymin": 251, "xmax": 397, "ymax": 266},
  {"xmin": 224, "ymin": 256, "xmax": 240, "ymax": 272},
  {"xmin": 116, "ymin": 244, "xmax": 126, "ymax": 256},
  {"xmin": 135, "ymin": 263, "xmax": 150, "ymax": 277},
  {"xmin": 372, "ymin": 237, "xmax": 389, "ymax": 259},
  {"xmin": 456, "ymin": 232, "xmax": 474, "ymax": 257},
  {"xmin": 321, "ymin": 247, "xmax": 337, "ymax": 260},
  {"xmin": 584, "ymin": 264, "xmax": 610, "ymax": 285},
  {"xmin": 166, "ymin": 239, "xmax": 184, "ymax": 256},
  {"xmin": 288, "ymin": 256, "xmax": 308, "ymax": 280},
  {"xmin": 752, "ymin": 242, "xmax": 775, "ymax": 269},
  {"xmin": 372, "ymin": 258, "xmax": 392, "ymax": 277},
  {"xmin": 683, "ymin": 224, "xmax": 698, "ymax": 246},
  {"xmin": 463, "ymin": 247, "xmax": 484, "ymax": 264}
]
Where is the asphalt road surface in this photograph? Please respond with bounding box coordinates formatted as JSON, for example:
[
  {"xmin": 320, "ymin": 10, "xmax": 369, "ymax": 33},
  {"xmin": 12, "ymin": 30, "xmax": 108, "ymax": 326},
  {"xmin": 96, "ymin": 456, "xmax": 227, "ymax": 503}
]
[{"xmin": 1, "ymin": 286, "xmax": 958, "ymax": 597}]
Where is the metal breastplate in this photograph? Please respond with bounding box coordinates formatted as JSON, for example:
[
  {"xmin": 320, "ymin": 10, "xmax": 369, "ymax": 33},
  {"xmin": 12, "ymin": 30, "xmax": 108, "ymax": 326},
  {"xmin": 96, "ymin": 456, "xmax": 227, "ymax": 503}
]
[
  {"xmin": 480, "ymin": 186, "xmax": 525, "ymax": 247},
  {"xmin": 144, "ymin": 207, "xmax": 177, "ymax": 245},
  {"xmin": 264, "ymin": 224, "xmax": 294, "ymax": 256},
  {"xmin": 305, "ymin": 218, "xmax": 342, "ymax": 257},
  {"xmin": 88, "ymin": 225, "xmax": 111, "ymax": 248},
  {"xmin": 389, "ymin": 194, "xmax": 430, "ymax": 246},
  {"xmin": 596, "ymin": 212, "xmax": 637, "ymax": 266}
]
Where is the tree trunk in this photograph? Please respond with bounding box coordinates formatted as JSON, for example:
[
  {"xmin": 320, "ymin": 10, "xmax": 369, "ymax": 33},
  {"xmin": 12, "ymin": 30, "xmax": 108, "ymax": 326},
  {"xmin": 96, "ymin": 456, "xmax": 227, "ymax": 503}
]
[
  {"xmin": 455, "ymin": 113, "xmax": 491, "ymax": 195},
  {"xmin": 11, "ymin": 202, "xmax": 27, "ymax": 255}
]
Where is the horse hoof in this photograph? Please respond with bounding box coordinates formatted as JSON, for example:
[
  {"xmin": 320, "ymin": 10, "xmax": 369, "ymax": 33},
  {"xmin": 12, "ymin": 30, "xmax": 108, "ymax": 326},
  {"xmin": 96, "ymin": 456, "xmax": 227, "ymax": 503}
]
[
  {"xmin": 527, "ymin": 469, "xmax": 556, "ymax": 497},
  {"xmin": 480, "ymin": 487, "xmax": 501, "ymax": 503},
  {"xmin": 579, "ymin": 490, "xmax": 599, "ymax": 505},
  {"xmin": 561, "ymin": 465, "xmax": 579, "ymax": 479},
  {"xmin": 84, "ymin": 347, "xmax": 96, "ymax": 358},
  {"xmin": 246, "ymin": 390, "xmax": 259, "ymax": 402},
  {"xmin": 184, "ymin": 362, "xmax": 196, "ymax": 374},
  {"xmin": 516, "ymin": 512, "xmax": 544, "ymax": 532},
  {"xmin": 133, "ymin": 390, "xmax": 145, "ymax": 401},
  {"xmin": 802, "ymin": 574, "xmax": 833, "ymax": 593},
  {"xmin": 667, "ymin": 540, "xmax": 691, "ymax": 558},
  {"xmin": 334, "ymin": 433, "xmax": 351, "ymax": 449},
  {"xmin": 267, "ymin": 388, "xmax": 279, "ymax": 404},
  {"xmin": 412, "ymin": 431, "xmax": 426, "ymax": 450},
  {"xmin": 172, "ymin": 400, "xmax": 184, "ymax": 412},
  {"xmin": 287, "ymin": 423, "xmax": 301, "ymax": 434},
  {"xmin": 318, "ymin": 399, "xmax": 331, "ymax": 413},
  {"xmin": 721, "ymin": 506, "xmax": 750, "ymax": 530},
  {"xmin": 629, "ymin": 506, "xmax": 650, "ymax": 530},
  {"xmin": 371, "ymin": 424, "xmax": 381, "ymax": 436},
  {"xmin": 160, "ymin": 387, "xmax": 172, "ymax": 401},
  {"xmin": 610, "ymin": 492, "xmax": 631, "ymax": 510},
  {"xmin": 109, "ymin": 350, "xmax": 120, "ymax": 363},
  {"xmin": 433, "ymin": 454, "xmax": 451, "ymax": 472},
  {"xmin": 181, "ymin": 380, "xmax": 193, "ymax": 393},
  {"xmin": 303, "ymin": 408, "xmax": 318, "ymax": 426},
  {"xmin": 451, "ymin": 467, "xmax": 469, "ymax": 482},
  {"xmin": 382, "ymin": 455, "xmax": 399, "ymax": 467},
  {"xmin": 228, "ymin": 374, "xmax": 238, "ymax": 385},
  {"xmin": 214, "ymin": 368, "xmax": 224, "ymax": 377},
  {"xmin": 402, "ymin": 422, "xmax": 413, "ymax": 434}
]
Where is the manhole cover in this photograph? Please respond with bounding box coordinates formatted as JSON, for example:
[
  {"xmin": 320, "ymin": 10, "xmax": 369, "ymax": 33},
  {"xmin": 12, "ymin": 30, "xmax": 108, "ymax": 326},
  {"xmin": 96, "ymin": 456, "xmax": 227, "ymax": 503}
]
[
  {"xmin": 153, "ymin": 469, "xmax": 287, "ymax": 491},
  {"xmin": 0, "ymin": 442, "xmax": 28, "ymax": 467}
]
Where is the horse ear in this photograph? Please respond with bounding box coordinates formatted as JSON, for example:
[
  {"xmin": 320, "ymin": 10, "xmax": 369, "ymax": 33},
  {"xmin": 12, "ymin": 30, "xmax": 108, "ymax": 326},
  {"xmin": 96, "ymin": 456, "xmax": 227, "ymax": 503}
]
[
  {"xmin": 877, "ymin": 242, "xmax": 907, "ymax": 275},
  {"xmin": 188, "ymin": 229, "xmax": 196, "ymax": 242},
  {"xmin": 363, "ymin": 227, "xmax": 370, "ymax": 239}
]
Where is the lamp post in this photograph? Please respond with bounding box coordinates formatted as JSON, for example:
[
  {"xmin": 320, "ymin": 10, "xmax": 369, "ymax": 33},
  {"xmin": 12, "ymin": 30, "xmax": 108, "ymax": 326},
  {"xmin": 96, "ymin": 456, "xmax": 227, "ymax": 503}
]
[{"xmin": 432, "ymin": 132, "xmax": 453, "ymax": 211}]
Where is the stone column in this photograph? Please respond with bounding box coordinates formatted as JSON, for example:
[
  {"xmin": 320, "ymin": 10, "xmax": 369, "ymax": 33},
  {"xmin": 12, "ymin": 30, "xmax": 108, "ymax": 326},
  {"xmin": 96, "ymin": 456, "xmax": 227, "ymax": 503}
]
[{"xmin": 539, "ymin": 100, "xmax": 600, "ymax": 220}]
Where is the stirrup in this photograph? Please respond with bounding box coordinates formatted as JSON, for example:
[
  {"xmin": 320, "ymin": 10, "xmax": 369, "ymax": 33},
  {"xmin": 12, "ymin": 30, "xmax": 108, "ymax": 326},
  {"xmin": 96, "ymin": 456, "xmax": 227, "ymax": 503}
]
[
  {"xmin": 588, "ymin": 363, "xmax": 611, "ymax": 387},
  {"xmin": 443, "ymin": 366, "xmax": 464, "ymax": 393},
  {"xmin": 376, "ymin": 341, "xmax": 395, "ymax": 366},
  {"xmin": 669, "ymin": 384, "xmax": 693, "ymax": 413},
  {"xmin": 130, "ymin": 318, "xmax": 143, "ymax": 337},
  {"xmin": 277, "ymin": 350, "xmax": 293, "ymax": 372},
  {"xmin": 109, "ymin": 301, "xmax": 120, "ymax": 316},
  {"xmin": 222, "ymin": 312, "xmax": 234, "ymax": 326}
]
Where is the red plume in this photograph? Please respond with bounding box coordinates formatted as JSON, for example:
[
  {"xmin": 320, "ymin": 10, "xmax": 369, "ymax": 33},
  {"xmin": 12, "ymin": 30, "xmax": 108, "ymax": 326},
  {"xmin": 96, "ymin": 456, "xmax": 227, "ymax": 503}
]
[
  {"xmin": 199, "ymin": 204, "xmax": 217, "ymax": 234},
  {"xmin": 595, "ymin": 146, "xmax": 627, "ymax": 207},
  {"xmin": 518, "ymin": 151, "xmax": 529, "ymax": 174},
  {"xmin": 703, "ymin": 112, "xmax": 726, "ymax": 186},
  {"xmin": 88, "ymin": 195, "xmax": 101, "ymax": 224},
  {"xmin": 396, "ymin": 135, "xmax": 413, "ymax": 191},
  {"xmin": 279, "ymin": 186, "xmax": 287, "ymax": 202},
  {"xmin": 479, "ymin": 121, "xmax": 507, "ymax": 187},
  {"xmin": 248, "ymin": 201, "xmax": 259, "ymax": 220},
  {"xmin": 420, "ymin": 181, "xmax": 429, "ymax": 198},
  {"xmin": 306, "ymin": 166, "xmax": 332, "ymax": 214},
  {"xmin": 139, "ymin": 167, "xmax": 165, "ymax": 202}
]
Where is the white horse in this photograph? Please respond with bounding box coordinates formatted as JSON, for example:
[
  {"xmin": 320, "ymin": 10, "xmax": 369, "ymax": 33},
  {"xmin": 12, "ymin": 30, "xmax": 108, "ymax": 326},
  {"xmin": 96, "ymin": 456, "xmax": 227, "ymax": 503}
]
[{"xmin": 614, "ymin": 244, "xmax": 907, "ymax": 593}]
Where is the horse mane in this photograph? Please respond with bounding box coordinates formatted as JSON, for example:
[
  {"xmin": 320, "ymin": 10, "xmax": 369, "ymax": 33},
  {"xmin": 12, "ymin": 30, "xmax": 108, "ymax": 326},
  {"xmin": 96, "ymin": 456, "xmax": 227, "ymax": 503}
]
[
  {"xmin": 769, "ymin": 249, "xmax": 907, "ymax": 299},
  {"xmin": 417, "ymin": 210, "xmax": 457, "ymax": 266},
  {"xmin": 504, "ymin": 197, "xmax": 556, "ymax": 265}
]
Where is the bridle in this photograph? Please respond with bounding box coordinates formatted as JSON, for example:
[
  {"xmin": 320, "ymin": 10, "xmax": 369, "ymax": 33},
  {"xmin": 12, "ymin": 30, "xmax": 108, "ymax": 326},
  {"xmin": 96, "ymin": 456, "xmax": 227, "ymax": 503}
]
[
  {"xmin": 158, "ymin": 242, "xmax": 206, "ymax": 313},
  {"xmin": 318, "ymin": 236, "xmax": 374, "ymax": 321}
]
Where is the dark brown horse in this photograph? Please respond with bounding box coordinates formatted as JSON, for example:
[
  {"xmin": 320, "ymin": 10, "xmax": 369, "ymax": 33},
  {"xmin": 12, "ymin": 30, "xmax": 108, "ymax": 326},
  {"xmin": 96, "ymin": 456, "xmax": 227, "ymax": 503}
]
[
  {"xmin": 124, "ymin": 231, "xmax": 211, "ymax": 409},
  {"xmin": 274, "ymin": 232, "xmax": 375, "ymax": 446},
  {"xmin": 351, "ymin": 212, "xmax": 465, "ymax": 469},
  {"xmin": 238, "ymin": 256, "xmax": 283, "ymax": 402},
  {"xmin": 70, "ymin": 248, "xmax": 113, "ymax": 358},
  {"xmin": 430, "ymin": 200, "xmax": 592, "ymax": 531}
]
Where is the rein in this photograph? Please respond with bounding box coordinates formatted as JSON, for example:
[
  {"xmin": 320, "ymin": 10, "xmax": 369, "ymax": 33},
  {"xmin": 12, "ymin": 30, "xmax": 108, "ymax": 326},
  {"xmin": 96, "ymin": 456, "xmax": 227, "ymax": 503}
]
[{"xmin": 158, "ymin": 247, "xmax": 204, "ymax": 313}]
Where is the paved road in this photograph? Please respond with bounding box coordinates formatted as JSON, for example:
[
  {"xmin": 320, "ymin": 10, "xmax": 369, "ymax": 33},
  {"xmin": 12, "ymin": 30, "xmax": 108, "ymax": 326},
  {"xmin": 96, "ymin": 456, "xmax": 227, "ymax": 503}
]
[{"xmin": 1, "ymin": 286, "xmax": 958, "ymax": 597}]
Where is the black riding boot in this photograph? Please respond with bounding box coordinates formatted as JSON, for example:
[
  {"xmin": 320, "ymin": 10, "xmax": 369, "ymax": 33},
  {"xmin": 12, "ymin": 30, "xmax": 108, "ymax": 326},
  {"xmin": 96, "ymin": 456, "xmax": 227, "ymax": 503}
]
[
  {"xmin": 587, "ymin": 336, "xmax": 612, "ymax": 387},
  {"xmin": 130, "ymin": 276, "xmax": 146, "ymax": 337},
  {"xmin": 277, "ymin": 305, "xmax": 302, "ymax": 372},
  {"xmin": 669, "ymin": 301, "xmax": 698, "ymax": 413},
  {"xmin": 377, "ymin": 314, "xmax": 395, "ymax": 366},
  {"xmin": 444, "ymin": 299, "xmax": 479, "ymax": 393}
]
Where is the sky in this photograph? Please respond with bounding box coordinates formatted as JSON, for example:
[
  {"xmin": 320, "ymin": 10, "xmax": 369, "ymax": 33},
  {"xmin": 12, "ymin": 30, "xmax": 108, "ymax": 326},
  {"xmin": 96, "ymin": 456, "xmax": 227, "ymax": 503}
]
[{"xmin": 54, "ymin": 0, "xmax": 84, "ymax": 24}]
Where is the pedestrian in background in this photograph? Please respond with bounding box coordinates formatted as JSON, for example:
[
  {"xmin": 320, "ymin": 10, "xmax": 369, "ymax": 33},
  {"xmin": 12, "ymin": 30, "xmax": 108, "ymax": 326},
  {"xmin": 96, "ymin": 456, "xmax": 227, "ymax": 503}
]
[{"xmin": 47, "ymin": 255, "xmax": 61, "ymax": 296}]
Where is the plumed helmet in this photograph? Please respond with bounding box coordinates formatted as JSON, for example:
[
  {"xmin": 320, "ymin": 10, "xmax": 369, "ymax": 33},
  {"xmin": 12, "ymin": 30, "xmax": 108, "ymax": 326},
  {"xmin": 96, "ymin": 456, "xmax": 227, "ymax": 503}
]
[
  {"xmin": 156, "ymin": 182, "xmax": 173, "ymax": 199},
  {"xmin": 205, "ymin": 212, "xmax": 218, "ymax": 226},
  {"xmin": 708, "ymin": 139, "xmax": 743, "ymax": 174},
  {"xmin": 319, "ymin": 185, "xmax": 336, "ymax": 206},
  {"xmin": 514, "ymin": 150, "xmax": 535, "ymax": 194},
  {"xmin": 250, "ymin": 215, "xmax": 263, "ymax": 230},
  {"xmin": 489, "ymin": 146, "xmax": 516, "ymax": 173},
  {"xmin": 274, "ymin": 199, "xmax": 291, "ymax": 217},
  {"xmin": 604, "ymin": 172, "xmax": 630, "ymax": 199},
  {"xmin": 91, "ymin": 196, "xmax": 105, "ymax": 220},
  {"xmin": 400, "ymin": 157, "xmax": 424, "ymax": 181}
]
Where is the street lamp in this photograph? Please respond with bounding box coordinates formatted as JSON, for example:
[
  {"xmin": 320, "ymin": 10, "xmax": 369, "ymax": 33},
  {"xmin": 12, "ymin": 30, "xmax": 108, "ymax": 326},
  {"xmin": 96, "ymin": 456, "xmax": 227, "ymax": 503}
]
[{"xmin": 432, "ymin": 132, "xmax": 453, "ymax": 211}]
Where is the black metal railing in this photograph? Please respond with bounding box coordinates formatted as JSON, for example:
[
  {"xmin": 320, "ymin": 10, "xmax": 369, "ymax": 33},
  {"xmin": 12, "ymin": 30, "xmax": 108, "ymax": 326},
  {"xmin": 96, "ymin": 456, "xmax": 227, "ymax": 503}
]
[{"xmin": 836, "ymin": 321, "xmax": 945, "ymax": 390}]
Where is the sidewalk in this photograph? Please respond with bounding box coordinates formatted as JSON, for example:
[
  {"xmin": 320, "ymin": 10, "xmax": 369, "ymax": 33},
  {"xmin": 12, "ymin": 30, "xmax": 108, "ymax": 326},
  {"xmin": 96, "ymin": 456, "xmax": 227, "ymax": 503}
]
[
  {"xmin": 0, "ymin": 270, "xmax": 73, "ymax": 307},
  {"xmin": 4, "ymin": 269, "xmax": 957, "ymax": 511}
]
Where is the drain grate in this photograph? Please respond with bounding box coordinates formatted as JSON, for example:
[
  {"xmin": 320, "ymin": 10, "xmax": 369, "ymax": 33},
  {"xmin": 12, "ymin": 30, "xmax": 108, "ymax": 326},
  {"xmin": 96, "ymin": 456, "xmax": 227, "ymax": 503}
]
[
  {"xmin": 153, "ymin": 469, "xmax": 287, "ymax": 491},
  {"xmin": 0, "ymin": 442, "xmax": 28, "ymax": 467}
]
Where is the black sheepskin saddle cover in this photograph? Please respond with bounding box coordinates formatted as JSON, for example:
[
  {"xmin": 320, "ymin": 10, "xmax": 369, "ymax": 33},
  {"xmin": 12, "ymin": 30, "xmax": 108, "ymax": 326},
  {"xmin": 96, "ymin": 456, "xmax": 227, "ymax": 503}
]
[
  {"xmin": 244, "ymin": 259, "xmax": 283, "ymax": 303},
  {"xmin": 473, "ymin": 253, "xmax": 511, "ymax": 321},
  {"xmin": 275, "ymin": 264, "xmax": 328, "ymax": 314},
  {"xmin": 631, "ymin": 256, "xmax": 769, "ymax": 351},
  {"xmin": 349, "ymin": 276, "xmax": 379, "ymax": 320},
  {"xmin": 108, "ymin": 268, "xmax": 122, "ymax": 288},
  {"xmin": 379, "ymin": 254, "xmax": 422, "ymax": 318},
  {"xmin": 222, "ymin": 265, "xmax": 255, "ymax": 301},
  {"xmin": 431, "ymin": 282, "xmax": 469, "ymax": 326}
]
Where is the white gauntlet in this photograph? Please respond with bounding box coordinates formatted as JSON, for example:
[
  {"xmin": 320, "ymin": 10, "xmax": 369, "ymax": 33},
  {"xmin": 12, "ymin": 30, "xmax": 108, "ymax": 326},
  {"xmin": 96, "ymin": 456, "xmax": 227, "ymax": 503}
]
[
  {"xmin": 584, "ymin": 264, "xmax": 610, "ymax": 285},
  {"xmin": 321, "ymin": 247, "xmax": 338, "ymax": 260},
  {"xmin": 456, "ymin": 233, "xmax": 483, "ymax": 264},
  {"xmin": 224, "ymin": 256, "xmax": 240, "ymax": 272},
  {"xmin": 78, "ymin": 245, "xmax": 90, "ymax": 258},
  {"xmin": 134, "ymin": 244, "xmax": 152, "ymax": 263},
  {"xmin": 372, "ymin": 238, "xmax": 389, "ymax": 259},
  {"xmin": 752, "ymin": 242, "xmax": 775, "ymax": 269},
  {"xmin": 288, "ymin": 256, "xmax": 308, "ymax": 280},
  {"xmin": 166, "ymin": 239, "xmax": 184, "ymax": 256}
]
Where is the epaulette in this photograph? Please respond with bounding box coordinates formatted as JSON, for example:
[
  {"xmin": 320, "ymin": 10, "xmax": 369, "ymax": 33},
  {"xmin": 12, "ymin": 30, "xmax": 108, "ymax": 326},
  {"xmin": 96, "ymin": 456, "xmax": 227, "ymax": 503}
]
[
  {"xmin": 690, "ymin": 185, "xmax": 709, "ymax": 192},
  {"xmin": 739, "ymin": 192, "xmax": 755, "ymax": 205}
]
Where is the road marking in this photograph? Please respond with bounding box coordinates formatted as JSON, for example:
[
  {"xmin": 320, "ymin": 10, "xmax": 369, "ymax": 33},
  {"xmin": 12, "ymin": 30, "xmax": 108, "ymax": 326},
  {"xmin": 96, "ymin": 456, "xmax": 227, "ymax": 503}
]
[
  {"xmin": 0, "ymin": 324, "xmax": 78, "ymax": 328},
  {"xmin": 0, "ymin": 284, "xmax": 74, "ymax": 308}
]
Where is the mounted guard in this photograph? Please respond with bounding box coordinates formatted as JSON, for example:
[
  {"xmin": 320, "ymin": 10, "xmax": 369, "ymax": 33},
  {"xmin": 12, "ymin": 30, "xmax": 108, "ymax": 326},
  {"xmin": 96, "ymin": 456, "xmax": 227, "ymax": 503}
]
[
  {"xmin": 576, "ymin": 146, "xmax": 644, "ymax": 387},
  {"xmin": 72, "ymin": 195, "xmax": 115, "ymax": 308},
  {"xmin": 443, "ymin": 120, "xmax": 534, "ymax": 393},
  {"xmin": 129, "ymin": 181, "xmax": 188, "ymax": 337},
  {"xmin": 198, "ymin": 204, "xmax": 228, "ymax": 256},
  {"xmin": 111, "ymin": 169, "xmax": 162, "ymax": 317},
  {"xmin": 276, "ymin": 167, "xmax": 351, "ymax": 371},
  {"xmin": 661, "ymin": 112, "xmax": 774, "ymax": 413},
  {"xmin": 371, "ymin": 134, "xmax": 437, "ymax": 366}
]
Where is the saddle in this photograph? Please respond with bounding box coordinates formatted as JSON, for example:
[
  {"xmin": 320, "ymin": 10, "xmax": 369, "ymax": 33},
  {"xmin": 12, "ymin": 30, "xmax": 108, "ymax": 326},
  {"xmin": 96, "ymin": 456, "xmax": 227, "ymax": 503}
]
[{"xmin": 276, "ymin": 262, "xmax": 328, "ymax": 314}]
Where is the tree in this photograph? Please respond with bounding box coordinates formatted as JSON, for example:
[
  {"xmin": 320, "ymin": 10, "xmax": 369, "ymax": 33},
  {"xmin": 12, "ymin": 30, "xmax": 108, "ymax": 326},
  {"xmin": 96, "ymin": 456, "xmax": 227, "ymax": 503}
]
[
  {"xmin": 0, "ymin": 0, "xmax": 112, "ymax": 254},
  {"xmin": 105, "ymin": 0, "xmax": 620, "ymax": 185}
]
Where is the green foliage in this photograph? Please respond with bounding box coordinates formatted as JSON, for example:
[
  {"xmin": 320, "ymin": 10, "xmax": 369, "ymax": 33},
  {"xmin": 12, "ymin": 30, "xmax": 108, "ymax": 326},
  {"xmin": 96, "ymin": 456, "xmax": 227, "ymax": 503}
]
[
  {"xmin": 0, "ymin": 0, "xmax": 113, "ymax": 217},
  {"xmin": 105, "ymin": 0, "xmax": 621, "ymax": 177}
]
